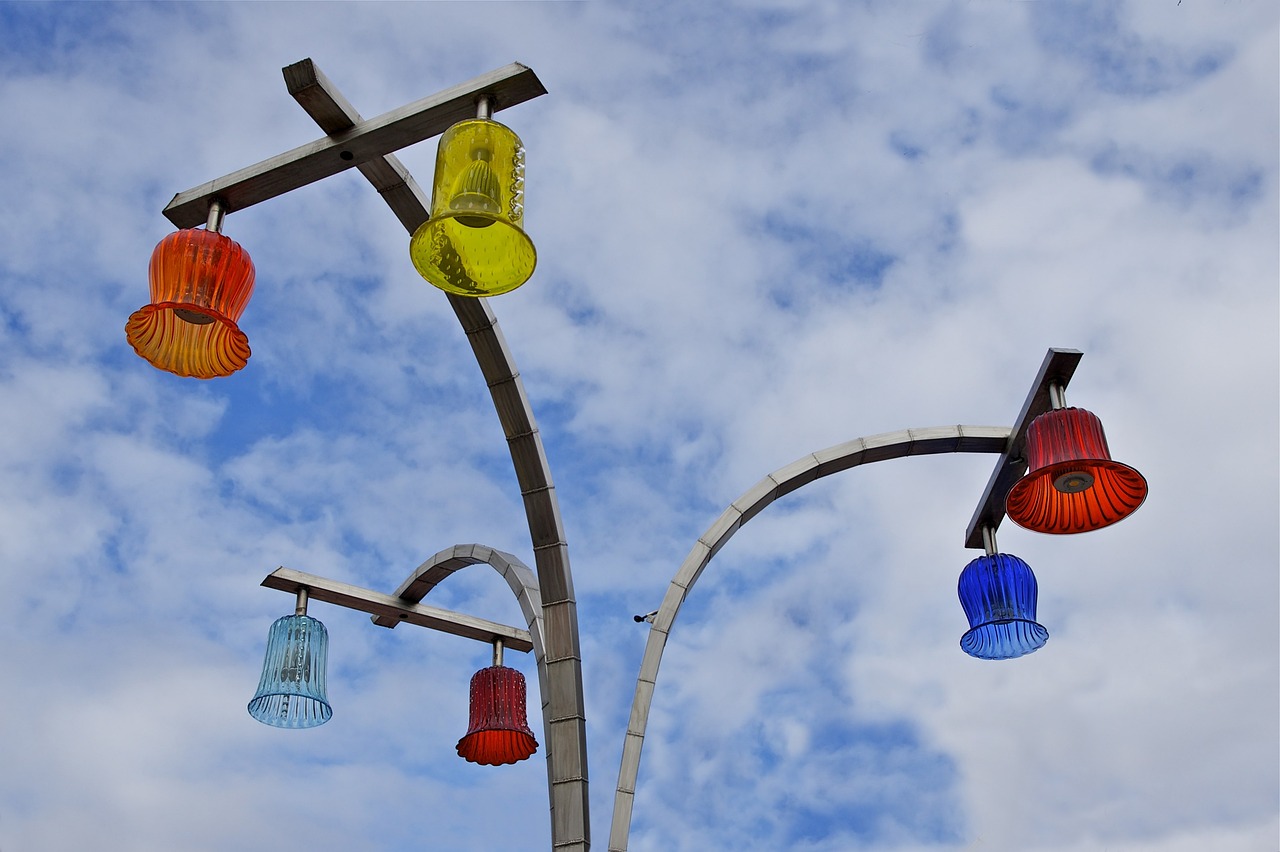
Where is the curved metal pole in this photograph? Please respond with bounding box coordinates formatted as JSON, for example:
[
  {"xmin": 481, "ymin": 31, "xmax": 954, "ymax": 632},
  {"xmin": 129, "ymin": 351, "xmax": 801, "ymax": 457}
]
[
  {"xmin": 372, "ymin": 544, "xmax": 552, "ymax": 722},
  {"xmin": 607, "ymin": 425, "xmax": 1012, "ymax": 851},
  {"xmin": 284, "ymin": 62, "xmax": 589, "ymax": 851}
]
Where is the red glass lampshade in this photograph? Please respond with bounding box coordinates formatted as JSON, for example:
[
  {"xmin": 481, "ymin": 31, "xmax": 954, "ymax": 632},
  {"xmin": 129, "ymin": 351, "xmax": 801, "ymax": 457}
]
[
  {"xmin": 1006, "ymin": 407, "xmax": 1147, "ymax": 534},
  {"xmin": 456, "ymin": 665, "xmax": 538, "ymax": 766},
  {"xmin": 125, "ymin": 227, "xmax": 254, "ymax": 378}
]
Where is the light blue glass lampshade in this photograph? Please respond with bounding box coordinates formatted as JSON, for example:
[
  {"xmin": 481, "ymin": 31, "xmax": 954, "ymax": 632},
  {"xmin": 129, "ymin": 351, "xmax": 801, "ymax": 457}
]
[
  {"xmin": 958, "ymin": 553, "xmax": 1048, "ymax": 660},
  {"xmin": 247, "ymin": 614, "xmax": 332, "ymax": 729}
]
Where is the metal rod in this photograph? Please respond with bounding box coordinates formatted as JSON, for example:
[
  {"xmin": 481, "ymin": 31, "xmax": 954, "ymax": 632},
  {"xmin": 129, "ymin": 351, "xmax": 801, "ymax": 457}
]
[
  {"xmin": 492, "ymin": 637, "xmax": 504, "ymax": 667},
  {"xmin": 475, "ymin": 94, "xmax": 493, "ymax": 120},
  {"xmin": 1048, "ymin": 381, "xmax": 1067, "ymax": 410},
  {"xmin": 294, "ymin": 587, "xmax": 309, "ymax": 616},
  {"xmin": 205, "ymin": 199, "xmax": 225, "ymax": 233},
  {"xmin": 981, "ymin": 526, "xmax": 998, "ymax": 556}
]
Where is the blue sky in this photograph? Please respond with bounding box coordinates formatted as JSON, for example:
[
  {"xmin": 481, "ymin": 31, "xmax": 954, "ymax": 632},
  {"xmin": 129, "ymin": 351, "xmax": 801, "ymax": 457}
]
[{"xmin": 0, "ymin": 2, "xmax": 1276, "ymax": 850}]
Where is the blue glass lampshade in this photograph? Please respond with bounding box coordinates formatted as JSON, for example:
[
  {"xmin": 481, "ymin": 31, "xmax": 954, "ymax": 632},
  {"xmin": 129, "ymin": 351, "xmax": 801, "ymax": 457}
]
[
  {"xmin": 958, "ymin": 553, "xmax": 1048, "ymax": 660},
  {"xmin": 247, "ymin": 614, "xmax": 332, "ymax": 729}
]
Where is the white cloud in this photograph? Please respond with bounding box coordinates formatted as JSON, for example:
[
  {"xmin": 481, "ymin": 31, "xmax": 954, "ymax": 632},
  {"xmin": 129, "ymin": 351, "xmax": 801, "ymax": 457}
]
[{"xmin": 0, "ymin": 2, "xmax": 1274, "ymax": 851}]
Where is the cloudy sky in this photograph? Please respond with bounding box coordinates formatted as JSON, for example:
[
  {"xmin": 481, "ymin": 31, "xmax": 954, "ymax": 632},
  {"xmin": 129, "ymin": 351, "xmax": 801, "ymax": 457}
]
[{"xmin": 0, "ymin": 2, "xmax": 1276, "ymax": 850}]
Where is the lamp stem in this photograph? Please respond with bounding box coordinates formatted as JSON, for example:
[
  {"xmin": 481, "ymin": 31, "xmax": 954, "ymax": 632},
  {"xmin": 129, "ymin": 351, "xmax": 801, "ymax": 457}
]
[
  {"xmin": 1048, "ymin": 381, "xmax": 1067, "ymax": 410},
  {"xmin": 205, "ymin": 198, "xmax": 226, "ymax": 233},
  {"xmin": 294, "ymin": 587, "xmax": 309, "ymax": 616},
  {"xmin": 492, "ymin": 637, "xmax": 504, "ymax": 668},
  {"xmin": 475, "ymin": 94, "xmax": 493, "ymax": 121},
  {"xmin": 981, "ymin": 525, "xmax": 998, "ymax": 556}
]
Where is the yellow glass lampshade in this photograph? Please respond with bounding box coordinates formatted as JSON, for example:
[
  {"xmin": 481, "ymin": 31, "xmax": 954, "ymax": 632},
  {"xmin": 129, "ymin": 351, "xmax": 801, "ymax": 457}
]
[
  {"xmin": 125, "ymin": 227, "xmax": 254, "ymax": 378},
  {"xmin": 409, "ymin": 118, "xmax": 536, "ymax": 297}
]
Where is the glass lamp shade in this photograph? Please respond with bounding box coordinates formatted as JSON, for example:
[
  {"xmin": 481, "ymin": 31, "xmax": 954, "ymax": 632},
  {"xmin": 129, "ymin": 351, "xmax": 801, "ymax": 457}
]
[
  {"xmin": 1006, "ymin": 407, "xmax": 1147, "ymax": 534},
  {"xmin": 247, "ymin": 614, "xmax": 332, "ymax": 729},
  {"xmin": 409, "ymin": 118, "xmax": 536, "ymax": 297},
  {"xmin": 125, "ymin": 227, "xmax": 254, "ymax": 378},
  {"xmin": 456, "ymin": 665, "xmax": 538, "ymax": 766},
  {"xmin": 958, "ymin": 553, "xmax": 1048, "ymax": 660}
]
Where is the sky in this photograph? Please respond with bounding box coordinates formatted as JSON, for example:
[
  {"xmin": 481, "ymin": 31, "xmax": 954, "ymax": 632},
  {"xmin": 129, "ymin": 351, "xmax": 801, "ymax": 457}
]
[{"xmin": 0, "ymin": 1, "xmax": 1276, "ymax": 850}]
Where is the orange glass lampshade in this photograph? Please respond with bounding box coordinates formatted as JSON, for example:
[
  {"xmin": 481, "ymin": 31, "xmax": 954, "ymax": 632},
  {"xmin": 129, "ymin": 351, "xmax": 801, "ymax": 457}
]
[
  {"xmin": 409, "ymin": 118, "xmax": 536, "ymax": 297},
  {"xmin": 1006, "ymin": 407, "xmax": 1147, "ymax": 534},
  {"xmin": 125, "ymin": 227, "xmax": 254, "ymax": 378},
  {"xmin": 456, "ymin": 665, "xmax": 538, "ymax": 766}
]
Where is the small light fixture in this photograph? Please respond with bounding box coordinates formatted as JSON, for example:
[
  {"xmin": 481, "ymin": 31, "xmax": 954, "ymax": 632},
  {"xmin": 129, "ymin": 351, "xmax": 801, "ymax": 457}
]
[
  {"xmin": 958, "ymin": 532, "xmax": 1049, "ymax": 660},
  {"xmin": 456, "ymin": 639, "xmax": 538, "ymax": 765},
  {"xmin": 1006, "ymin": 383, "xmax": 1147, "ymax": 534},
  {"xmin": 410, "ymin": 96, "xmax": 536, "ymax": 297},
  {"xmin": 125, "ymin": 200, "xmax": 255, "ymax": 378},
  {"xmin": 962, "ymin": 547, "xmax": 1049, "ymax": 660},
  {"xmin": 248, "ymin": 589, "xmax": 332, "ymax": 729}
]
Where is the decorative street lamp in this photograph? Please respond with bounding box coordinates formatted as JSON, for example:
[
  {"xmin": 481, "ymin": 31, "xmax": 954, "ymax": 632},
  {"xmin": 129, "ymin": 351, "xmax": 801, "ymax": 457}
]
[
  {"xmin": 456, "ymin": 639, "xmax": 541, "ymax": 766},
  {"xmin": 1006, "ymin": 396, "xmax": 1148, "ymax": 534},
  {"xmin": 410, "ymin": 101, "xmax": 537, "ymax": 296},
  {"xmin": 125, "ymin": 202, "xmax": 255, "ymax": 378},
  {"xmin": 127, "ymin": 59, "xmax": 1147, "ymax": 852},
  {"xmin": 247, "ymin": 588, "xmax": 332, "ymax": 729},
  {"xmin": 956, "ymin": 551, "xmax": 1048, "ymax": 661}
]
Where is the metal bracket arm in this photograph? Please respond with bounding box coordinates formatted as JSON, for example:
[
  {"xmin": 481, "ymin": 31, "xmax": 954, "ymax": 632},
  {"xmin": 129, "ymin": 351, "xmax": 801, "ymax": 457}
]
[
  {"xmin": 261, "ymin": 566, "xmax": 534, "ymax": 653},
  {"xmin": 162, "ymin": 61, "xmax": 547, "ymax": 228},
  {"xmin": 963, "ymin": 348, "xmax": 1082, "ymax": 549}
]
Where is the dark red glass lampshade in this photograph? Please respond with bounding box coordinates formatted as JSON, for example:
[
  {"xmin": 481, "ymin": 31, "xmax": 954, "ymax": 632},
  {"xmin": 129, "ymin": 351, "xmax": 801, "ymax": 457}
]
[
  {"xmin": 1006, "ymin": 407, "xmax": 1147, "ymax": 534},
  {"xmin": 456, "ymin": 665, "xmax": 538, "ymax": 766},
  {"xmin": 125, "ymin": 227, "xmax": 254, "ymax": 378}
]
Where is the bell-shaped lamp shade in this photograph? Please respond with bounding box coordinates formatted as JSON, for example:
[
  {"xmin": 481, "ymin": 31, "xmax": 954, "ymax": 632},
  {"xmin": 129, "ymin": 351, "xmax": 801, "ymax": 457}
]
[
  {"xmin": 125, "ymin": 227, "xmax": 254, "ymax": 378},
  {"xmin": 456, "ymin": 664, "xmax": 538, "ymax": 765},
  {"xmin": 958, "ymin": 552, "xmax": 1048, "ymax": 660},
  {"xmin": 1006, "ymin": 407, "xmax": 1147, "ymax": 534},
  {"xmin": 247, "ymin": 614, "xmax": 332, "ymax": 729},
  {"xmin": 410, "ymin": 118, "xmax": 536, "ymax": 297}
]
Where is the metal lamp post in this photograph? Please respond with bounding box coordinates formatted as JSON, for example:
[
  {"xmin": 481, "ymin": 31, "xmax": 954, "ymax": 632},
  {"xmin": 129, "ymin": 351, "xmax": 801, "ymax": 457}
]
[{"xmin": 128, "ymin": 59, "xmax": 1146, "ymax": 852}]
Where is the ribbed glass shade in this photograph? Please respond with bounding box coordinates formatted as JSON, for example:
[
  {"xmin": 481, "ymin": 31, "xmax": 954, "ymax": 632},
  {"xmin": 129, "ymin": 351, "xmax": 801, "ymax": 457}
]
[
  {"xmin": 1006, "ymin": 407, "xmax": 1147, "ymax": 534},
  {"xmin": 456, "ymin": 665, "xmax": 538, "ymax": 765},
  {"xmin": 125, "ymin": 227, "xmax": 254, "ymax": 378},
  {"xmin": 410, "ymin": 118, "xmax": 536, "ymax": 297},
  {"xmin": 958, "ymin": 553, "xmax": 1048, "ymax": 660},
  {"xmin": 247, "ymin": 614, "xmax": 332, "ymax": 729}
]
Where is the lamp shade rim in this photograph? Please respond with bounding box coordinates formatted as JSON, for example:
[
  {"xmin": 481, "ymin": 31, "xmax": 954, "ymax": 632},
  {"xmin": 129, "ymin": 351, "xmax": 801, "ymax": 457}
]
[
  {"xmin": 455, "ymin": 729, "xmax": 539, "ymax": 765},
  {"xmin": 1006, "ymin": 457, "xmax": 1148, "ymax": 534},
  {"xmin": 247, "ymin": 694, "xmax": 333, "ymax": 729},
  {"xmin": 125, "ymin": 303, "xmax": 250, "ymax": 378},
  {"xmin": 960, "ymin": 619, "xmax": 1049, "ymax": 660},
  {"xmin": 409, "ymin": 216, "xmax": 537, "ymax": 297}
]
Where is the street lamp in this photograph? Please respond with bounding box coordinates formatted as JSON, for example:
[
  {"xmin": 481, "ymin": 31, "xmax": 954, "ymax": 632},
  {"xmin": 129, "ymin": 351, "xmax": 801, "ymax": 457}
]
[
  {"xmin": 1006, "ymin": 397, "xmax": 1148, "ymax": 533},
  {"xmin": 602, "ymin": 347, "xmax": 1147, "ymax": 849},
  {"xmin": 124, "ymin": 201, "xmax": 255, "ymax": 378},
  {"xmin": 410, "ymin": 101, "xmax": 537, "ymax": 296},
  {"xmin": 126, "ymin": 59, "xmax": 1147, "ymax": 852},
  {"xmin": 247, "ymin": 588, "xmax": 332, "ymax": 729}
]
